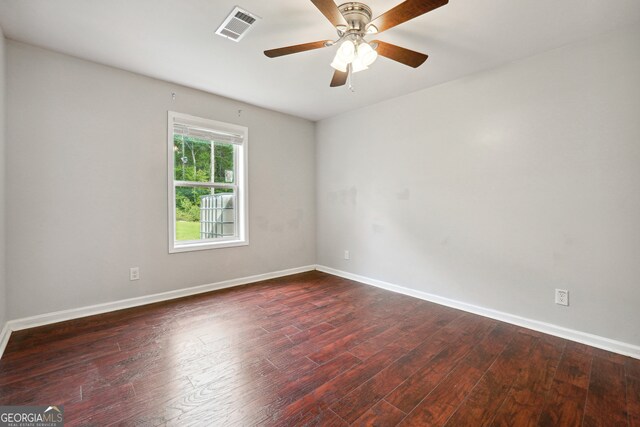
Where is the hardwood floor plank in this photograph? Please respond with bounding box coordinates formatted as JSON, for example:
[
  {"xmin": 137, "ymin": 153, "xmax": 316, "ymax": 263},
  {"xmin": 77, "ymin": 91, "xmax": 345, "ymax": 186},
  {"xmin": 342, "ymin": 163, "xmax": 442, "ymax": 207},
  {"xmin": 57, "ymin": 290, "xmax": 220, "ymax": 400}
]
[
  {"xmin": 385, "ymin": 324, "xmax": 513, "ymax": 420},
  {"xmin": 267, "ymin": 320, "xmax": 377, "ymax": 369},
  {"xmin": 537, "ymin": 344, "xmax": 593, "ymax": 427},
  {"xmin": 64, "ymin": 382, "xmax": 136, "ymax": 425},
  {"xmin": 384, "ymin": 319, "xmax": 497, "ymax": 414},
  {"xmin": 331, "ymin": 314, "xmax": 494, "ymax": 423},
  {"xmin": 131, "ymin": 374, "xmax": 194, "ymax": 404},
  {"xmin": 306, "ymin": 323, "xmax": 392, "ymax": 364},
  {"xmin": 349, "ymin": 326, "xmax": 406, "ymax": 360},
  {"xmin": 0, "ymin": 339, "xmax": 120, "ymax": 385},
  {"xmin": 627, "ymin": 357, "xmax": 640, "ymax": 380},
  {"xmin": 187, "ymin": 357, "xmax": 277, "ymax": 389},
  {"xmin": 397, "ymin": 322, "xmax": 516, "ymax": 426},
  {"xmin": 278, "ymin": 336, "xmax": 427, "ymax": 425},
  {"xmin": 490, "ymin": 338, "xmax": 565, "ymax": 427},
  {"xmin": 345, "ymin": 303, "xmax": 457, "ymax": 366},
  {"xmin": 106, "ymin": 336, "xmax": 321, "ymax": 426},
  {"xmin": 0, "ymin": 383, "xmax": 81, "ymax": 406},
  {"xmin": 537, "ymin": 380, "xmax": 588, "ymax": 427},
  {"xmin": 400, "ymin": 362, "xmax": 483, "ymax": 427},
  {"xmin": 588, "ymin": 347, "xmax": 629, "ymax": 366},
  {"xmin": 552, "ymin": 341, "xmax": 594, "ymax": 389},
  {"xmin": 283, "ymin": 407, "xmax": 349, "ymax": 427},
  {"xmin": 442, "ymin": 332, "xmax": 539, "ymax": 427},
  {"xmin": 76, "ymin": 335, "xmax": 217, "ymax": 392},
  {"xmin": 628, "ymin": 376, "xmax": 640, "ymax": 427},
  {"xmin": 352, "ymin": 399, "xmax": 407, "ymax": 426},
  {"xmin": 0, "ymin": 362, "xmax": 96, "ymax": 402},
  {"xmin": 288, "ymin": 323, "xmax": 336, "ymax": 345},
  {"xmin": 582, "ymin": 356, "xmax": 628, "ymax": 427},
  {"xmin": 160, "ymin": 352, "xmax": 360, "ymax": 426}
]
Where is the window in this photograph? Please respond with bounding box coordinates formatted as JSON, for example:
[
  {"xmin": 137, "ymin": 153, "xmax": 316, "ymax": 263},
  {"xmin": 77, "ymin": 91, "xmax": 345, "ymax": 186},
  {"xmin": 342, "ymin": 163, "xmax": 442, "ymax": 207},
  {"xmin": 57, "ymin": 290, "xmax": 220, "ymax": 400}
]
[{"xmin": 168, "ymin": 112, "xmax": 248, "ymax": 253}]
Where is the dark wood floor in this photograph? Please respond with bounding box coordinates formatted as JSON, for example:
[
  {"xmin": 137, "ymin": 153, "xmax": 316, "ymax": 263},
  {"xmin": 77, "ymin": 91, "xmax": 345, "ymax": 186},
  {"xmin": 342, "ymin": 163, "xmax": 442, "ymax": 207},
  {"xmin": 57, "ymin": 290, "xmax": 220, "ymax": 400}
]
[{"xmin": 0, "ymin": 271, "xmax": 638, "ymax": 426}]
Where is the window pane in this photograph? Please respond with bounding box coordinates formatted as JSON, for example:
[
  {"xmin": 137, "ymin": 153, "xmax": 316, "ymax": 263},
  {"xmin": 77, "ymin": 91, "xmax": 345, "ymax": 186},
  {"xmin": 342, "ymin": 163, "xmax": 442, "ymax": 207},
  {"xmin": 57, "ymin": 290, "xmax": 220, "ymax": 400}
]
[
  {"xmin": 175, "ymin": 186, "xmax": 236, "ymax": 242},
  {"xmin": 173, "ymin": 136, "xmax": 235, "ymax": 184}
]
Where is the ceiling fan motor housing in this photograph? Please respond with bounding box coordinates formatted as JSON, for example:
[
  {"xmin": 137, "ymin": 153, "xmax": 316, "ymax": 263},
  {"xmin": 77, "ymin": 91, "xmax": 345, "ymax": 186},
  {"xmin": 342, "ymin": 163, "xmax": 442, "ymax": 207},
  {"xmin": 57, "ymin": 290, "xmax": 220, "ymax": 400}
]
[{"xmin": 338, "ymin": 2, "xmax": 373, "ymax": 34}]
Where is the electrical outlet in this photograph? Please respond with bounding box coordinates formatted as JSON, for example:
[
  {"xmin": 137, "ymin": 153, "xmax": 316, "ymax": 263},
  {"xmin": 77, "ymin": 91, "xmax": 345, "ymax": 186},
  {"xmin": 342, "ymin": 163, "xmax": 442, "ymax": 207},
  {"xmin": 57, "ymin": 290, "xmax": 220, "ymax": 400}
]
[
  {"xmin": 130, "ymin": 267, "xmax": 140, "ymax": 281},
  {"xmin": 344, "ymin": 250, "xmax": 350, "ymax": 260},
  {"xmin": 555, "ymin": 289, "xmax": 569, "ymax": 306}
]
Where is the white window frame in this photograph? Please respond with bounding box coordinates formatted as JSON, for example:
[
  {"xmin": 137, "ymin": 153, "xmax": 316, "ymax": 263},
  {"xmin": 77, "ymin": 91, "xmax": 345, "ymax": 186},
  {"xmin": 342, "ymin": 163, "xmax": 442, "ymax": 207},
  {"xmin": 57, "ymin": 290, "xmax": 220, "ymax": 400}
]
[{"xmin": 168, "ymin": 111, "xmax": 249, "ymax": 253}]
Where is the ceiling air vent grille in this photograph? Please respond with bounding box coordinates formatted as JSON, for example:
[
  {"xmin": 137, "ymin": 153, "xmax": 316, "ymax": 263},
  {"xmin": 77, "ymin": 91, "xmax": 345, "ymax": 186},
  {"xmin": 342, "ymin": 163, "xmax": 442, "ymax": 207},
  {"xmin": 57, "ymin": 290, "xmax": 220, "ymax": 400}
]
[{"xmin": 215, "ymin": 7, "xmax": 260, "ymax": 42}]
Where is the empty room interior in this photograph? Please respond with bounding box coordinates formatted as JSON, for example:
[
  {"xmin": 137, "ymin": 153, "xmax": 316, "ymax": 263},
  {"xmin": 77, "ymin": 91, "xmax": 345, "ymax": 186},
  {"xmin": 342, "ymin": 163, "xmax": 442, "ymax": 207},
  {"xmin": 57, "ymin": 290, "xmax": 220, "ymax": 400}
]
[{"xmin": 0, "ymin": 0, "xmax": 639, "ymax": 425}]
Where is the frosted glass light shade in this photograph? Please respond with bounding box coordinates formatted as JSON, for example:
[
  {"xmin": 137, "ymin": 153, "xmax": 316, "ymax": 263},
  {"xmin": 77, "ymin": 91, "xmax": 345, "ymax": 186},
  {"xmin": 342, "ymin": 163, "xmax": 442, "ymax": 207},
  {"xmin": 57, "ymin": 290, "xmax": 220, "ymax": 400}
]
[
  {"xmin": 336, "ymin": 40, "xmax": 356, "ymax": 63},
  {"xmin": 330, "ymin": 54, "xmax": 348, "ymax": 72},
  {"xmin": 351, "ymin": 56, "xmax": 368, "ymax": 73},
  {"xmin": 357, "ymin": 42, "xmax": 378, "ymax": 66}
]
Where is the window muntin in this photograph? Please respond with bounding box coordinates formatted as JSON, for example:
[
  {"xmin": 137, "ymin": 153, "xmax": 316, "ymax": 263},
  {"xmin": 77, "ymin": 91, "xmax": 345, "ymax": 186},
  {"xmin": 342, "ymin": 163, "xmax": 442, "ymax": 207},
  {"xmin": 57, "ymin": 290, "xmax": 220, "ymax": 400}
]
[{"xmin": 168, "ymin": 112, "xmax": 248, "ymax": 252}]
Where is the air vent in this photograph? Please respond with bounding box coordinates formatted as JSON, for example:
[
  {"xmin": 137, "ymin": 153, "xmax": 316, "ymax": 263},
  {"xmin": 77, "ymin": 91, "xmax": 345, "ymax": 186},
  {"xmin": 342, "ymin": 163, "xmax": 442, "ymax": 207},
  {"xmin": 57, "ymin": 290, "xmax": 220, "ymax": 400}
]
[{"xmin": 215, "ymin": 6, "xmax": 261, "ymax": 42}]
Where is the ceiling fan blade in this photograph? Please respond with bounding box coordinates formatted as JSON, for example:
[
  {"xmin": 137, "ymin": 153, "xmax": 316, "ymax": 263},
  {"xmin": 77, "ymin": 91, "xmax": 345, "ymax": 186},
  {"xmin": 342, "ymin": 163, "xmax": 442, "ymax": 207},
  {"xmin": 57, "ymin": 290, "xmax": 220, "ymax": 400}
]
[
  {"xmin": 264, "ymin": 40, "xmax": 332, "ymax": 58},
  {"xmin": 373, "ymin": 40, "xmax": 428, "ymax": 68},
  {"xmin": 369, "ymin": 0, "xmax": 448, "ymax": 34},
  {"xmin": 310, "ymin": 0, "xmax": 347, "ymax": 27},
  {"xmin": 330, "ymin": 69, "xmax": 348, "ymax": 87}
]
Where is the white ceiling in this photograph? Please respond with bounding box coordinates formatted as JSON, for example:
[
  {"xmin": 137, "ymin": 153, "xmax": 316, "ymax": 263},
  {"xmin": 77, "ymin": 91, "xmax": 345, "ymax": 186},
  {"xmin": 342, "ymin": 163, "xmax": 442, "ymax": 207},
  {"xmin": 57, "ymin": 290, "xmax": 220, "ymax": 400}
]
[{"xmin": 1, "ymin": 0, "xmax": 639, "ymax": 121}]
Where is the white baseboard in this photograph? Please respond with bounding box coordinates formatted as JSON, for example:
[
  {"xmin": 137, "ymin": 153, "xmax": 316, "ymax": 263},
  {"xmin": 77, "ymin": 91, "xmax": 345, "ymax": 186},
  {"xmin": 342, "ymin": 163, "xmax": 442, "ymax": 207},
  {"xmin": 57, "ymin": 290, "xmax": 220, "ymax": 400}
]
[
  {"xmin": 316, "ymin": 265, "xmax": 640, "ymax": 360},
  {"xmin": 0, "ymin": 321, "xmax": 11, "ymax": 361},
  {"xmin": 0, "ymin": 265, "xmax": 316, "ymax": 360}
]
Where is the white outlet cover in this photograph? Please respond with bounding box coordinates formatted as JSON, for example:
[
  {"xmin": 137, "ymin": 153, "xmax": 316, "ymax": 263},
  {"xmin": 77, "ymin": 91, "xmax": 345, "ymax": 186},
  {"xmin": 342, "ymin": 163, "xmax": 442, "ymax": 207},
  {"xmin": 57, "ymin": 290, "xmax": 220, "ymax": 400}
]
[{"xmin": 555, "ymin": 289, "xmax": 569, "ymax": 306}]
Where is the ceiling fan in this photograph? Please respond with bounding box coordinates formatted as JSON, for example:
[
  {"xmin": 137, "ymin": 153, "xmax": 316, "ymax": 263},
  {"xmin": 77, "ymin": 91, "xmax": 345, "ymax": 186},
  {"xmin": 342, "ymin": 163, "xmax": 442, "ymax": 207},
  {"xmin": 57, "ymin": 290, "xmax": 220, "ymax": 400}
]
[{"xmin": 264, "ymin": 0, "xmax": 448, "ymax": 88}]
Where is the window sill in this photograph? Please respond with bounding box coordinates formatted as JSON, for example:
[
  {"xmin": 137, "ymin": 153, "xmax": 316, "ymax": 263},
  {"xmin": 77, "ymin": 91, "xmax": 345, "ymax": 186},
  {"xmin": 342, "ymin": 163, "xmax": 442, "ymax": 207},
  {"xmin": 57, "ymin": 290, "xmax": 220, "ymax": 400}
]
[{"xmin": 169, "ymin": 239, "xmax": 248, "ymax": 254}]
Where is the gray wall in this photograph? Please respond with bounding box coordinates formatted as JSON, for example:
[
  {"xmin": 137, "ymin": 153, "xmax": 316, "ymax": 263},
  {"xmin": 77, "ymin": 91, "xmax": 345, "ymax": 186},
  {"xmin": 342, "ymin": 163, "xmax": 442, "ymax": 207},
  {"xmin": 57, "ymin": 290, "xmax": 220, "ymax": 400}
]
[
  {"xmin": 0, "ymin": 26, "xmax": 6, "ymax": 328},
  {"xmin": 317, "ymin": 25, "xmax": 640, "ymax": 346},
  {"xmin": 6, "ymin": 41, "xmax": 316, "ymax": 319}
]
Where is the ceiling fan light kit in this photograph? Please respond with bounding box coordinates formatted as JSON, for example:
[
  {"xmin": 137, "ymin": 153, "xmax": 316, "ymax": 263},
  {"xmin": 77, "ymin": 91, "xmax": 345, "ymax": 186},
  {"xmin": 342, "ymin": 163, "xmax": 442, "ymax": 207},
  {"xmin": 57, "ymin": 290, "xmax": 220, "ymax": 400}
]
[
  {"xmin": 330, "ymin": 38, "xmax": 378, "ymax": 73},
  {"xmin": 264, "ymin": 0, "xmax": 448, "ymax": 87}
]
